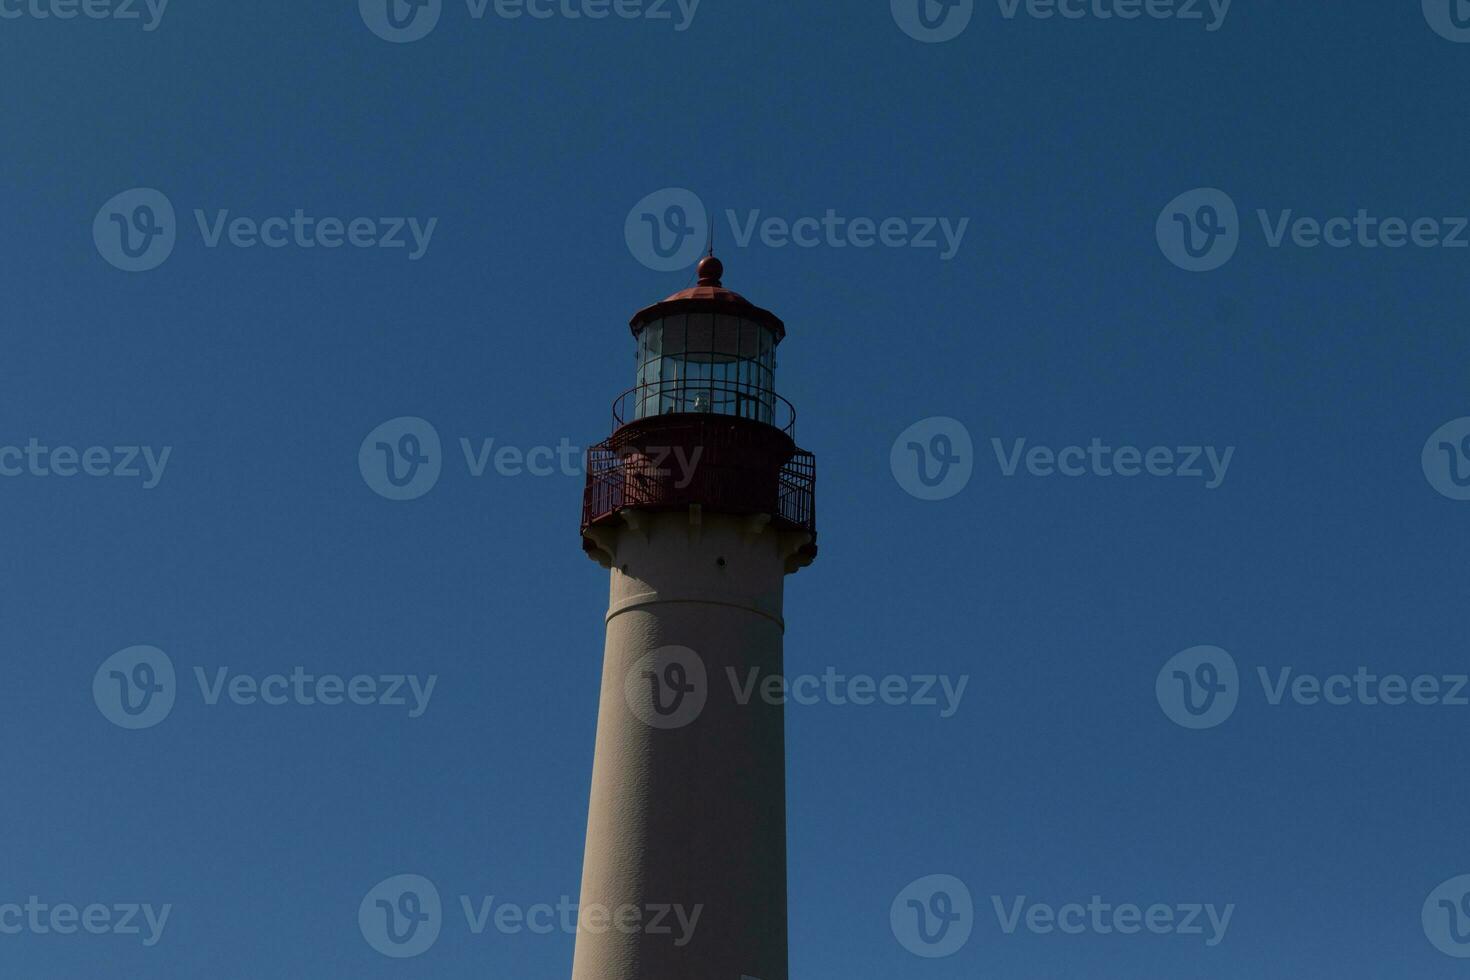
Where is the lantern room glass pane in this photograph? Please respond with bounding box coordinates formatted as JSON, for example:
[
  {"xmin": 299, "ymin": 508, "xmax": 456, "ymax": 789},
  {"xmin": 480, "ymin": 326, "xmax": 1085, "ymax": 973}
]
[
  {"xmin": 686, "ymin": 315, "xmax": 714, "ymax": 355},
  {"xmin": 641, "ymin": 323, "xmax": 661, "ymax": 361},
  {"xmin": 713, "ymin": 316, "xmax": 740, "ymax": 361},
  {"xmin": 663, "ymin": 316, "xmax": 686, "ymax": 355},
  {"xmin": 737, "ymin": 320, "xmax": 758, "ymax": 360}
]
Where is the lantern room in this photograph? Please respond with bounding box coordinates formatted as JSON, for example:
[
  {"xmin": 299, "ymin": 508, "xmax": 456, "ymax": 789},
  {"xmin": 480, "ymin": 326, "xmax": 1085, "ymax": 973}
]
[
  {"xmin": 581, "ymin": 254, "xmax": 816, "ymax": 572},
  {"xmin": 628, "ymin": 255, "xmax": 786, "ymax": 424}
]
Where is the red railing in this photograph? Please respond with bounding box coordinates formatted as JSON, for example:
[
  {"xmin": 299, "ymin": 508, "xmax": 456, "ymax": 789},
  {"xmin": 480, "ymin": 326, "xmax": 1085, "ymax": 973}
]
[{"xmin": 582, "ymin": 400, "xmax": 816, "ymax": 536}]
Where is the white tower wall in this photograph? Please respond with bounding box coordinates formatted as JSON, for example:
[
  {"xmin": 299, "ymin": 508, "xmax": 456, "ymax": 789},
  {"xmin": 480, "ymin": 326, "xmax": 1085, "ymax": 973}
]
[{"xmin": 571, "ymin": 507, "xmax": 810, "ymax": 980}]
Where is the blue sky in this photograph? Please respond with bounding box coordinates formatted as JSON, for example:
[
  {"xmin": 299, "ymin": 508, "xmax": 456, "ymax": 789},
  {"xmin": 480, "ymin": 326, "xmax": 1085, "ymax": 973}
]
[{"xmin": 4, "ymin": 0, "xmax": 1470, "ymax": 977}]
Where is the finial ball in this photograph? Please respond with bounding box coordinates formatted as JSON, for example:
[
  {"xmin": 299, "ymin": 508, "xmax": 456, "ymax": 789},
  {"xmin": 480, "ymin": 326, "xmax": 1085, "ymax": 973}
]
[{"xmin": 697, "ymin": 255, "xmax": 724, "ymax": 286}]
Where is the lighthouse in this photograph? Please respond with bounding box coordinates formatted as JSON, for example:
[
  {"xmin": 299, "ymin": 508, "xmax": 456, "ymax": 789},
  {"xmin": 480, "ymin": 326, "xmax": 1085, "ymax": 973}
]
[{"xmin": 573, "ymin": 255, "xmax": 817, "ymax": 980}]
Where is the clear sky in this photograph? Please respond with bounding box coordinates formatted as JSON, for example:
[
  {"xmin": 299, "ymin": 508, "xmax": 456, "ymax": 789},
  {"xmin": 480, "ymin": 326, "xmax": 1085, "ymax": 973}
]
[{"xmin": 4, "ymin": 1, "xmax": 1470, "ymax": 977}]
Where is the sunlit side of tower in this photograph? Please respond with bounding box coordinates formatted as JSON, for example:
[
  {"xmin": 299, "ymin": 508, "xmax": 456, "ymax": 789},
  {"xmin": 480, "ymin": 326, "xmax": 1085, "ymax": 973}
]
[{"xmin": 573, "ymin": 256, "xmax": 817, "ymax": 980}]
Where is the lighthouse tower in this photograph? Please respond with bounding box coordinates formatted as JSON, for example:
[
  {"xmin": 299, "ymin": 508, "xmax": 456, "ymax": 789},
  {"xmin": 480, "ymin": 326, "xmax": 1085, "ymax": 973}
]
[{"xmin": 573, "ymin": 255, "xmax": 817, "ymax": 980}]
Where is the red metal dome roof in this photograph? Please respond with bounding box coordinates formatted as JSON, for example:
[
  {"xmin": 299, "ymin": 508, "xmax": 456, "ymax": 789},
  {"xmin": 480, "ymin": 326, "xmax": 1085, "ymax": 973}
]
[{"xmin": 629, "ymin": 255, "xmax": 787, "ymax": 342}]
